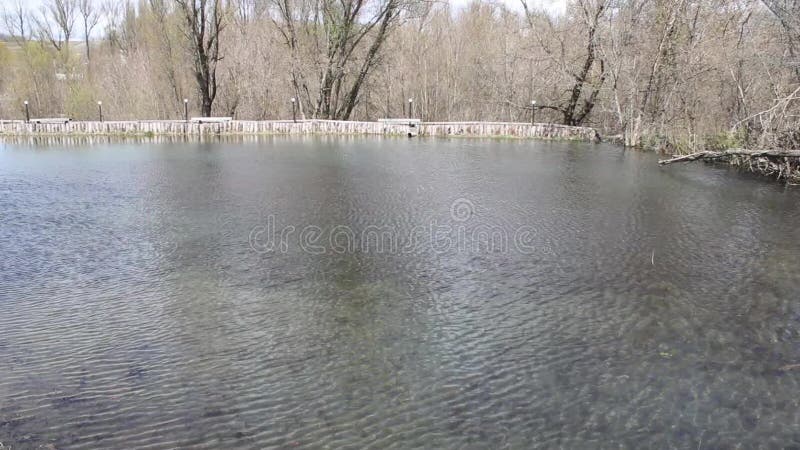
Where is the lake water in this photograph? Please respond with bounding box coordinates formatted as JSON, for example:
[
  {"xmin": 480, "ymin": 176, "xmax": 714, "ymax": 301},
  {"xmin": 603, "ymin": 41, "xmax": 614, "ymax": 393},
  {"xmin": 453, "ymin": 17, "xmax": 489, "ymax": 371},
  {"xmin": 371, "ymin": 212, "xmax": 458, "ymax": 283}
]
[{"xmin": 1, "ymin": 137, "xmax": 799, "ymax": 449}]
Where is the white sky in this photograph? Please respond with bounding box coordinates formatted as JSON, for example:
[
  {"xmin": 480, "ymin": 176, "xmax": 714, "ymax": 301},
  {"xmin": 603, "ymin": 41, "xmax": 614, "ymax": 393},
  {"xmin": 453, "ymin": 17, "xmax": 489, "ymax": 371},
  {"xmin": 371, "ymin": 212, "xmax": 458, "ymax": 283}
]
[
  {"xmin": 3, "ymin": 0, "xmax": 566, "ymax": 13},
  {"xmin": 452, "ymin": 0, "xmax": 566, "ymax": 14}
]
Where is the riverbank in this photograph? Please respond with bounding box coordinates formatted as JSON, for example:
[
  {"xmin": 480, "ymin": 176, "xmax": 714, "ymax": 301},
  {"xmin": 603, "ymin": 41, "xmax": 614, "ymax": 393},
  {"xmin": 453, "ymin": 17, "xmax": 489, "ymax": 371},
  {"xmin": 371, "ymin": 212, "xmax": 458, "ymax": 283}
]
[
  {"xmin": 0, "ymin": 119, "xmax": 600, "ymax": 142},
  {"xmin": 658, "ymin": 148, "xmax": 800, "ymax": 184}
]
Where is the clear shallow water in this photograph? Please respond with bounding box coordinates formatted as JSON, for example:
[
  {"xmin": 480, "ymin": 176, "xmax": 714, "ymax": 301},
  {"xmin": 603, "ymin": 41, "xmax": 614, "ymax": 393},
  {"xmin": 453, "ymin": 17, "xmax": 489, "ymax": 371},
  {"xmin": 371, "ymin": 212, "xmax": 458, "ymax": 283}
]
[{"xmin": 1, "ymin": 137, "xmax": 799, "ymax": 449}]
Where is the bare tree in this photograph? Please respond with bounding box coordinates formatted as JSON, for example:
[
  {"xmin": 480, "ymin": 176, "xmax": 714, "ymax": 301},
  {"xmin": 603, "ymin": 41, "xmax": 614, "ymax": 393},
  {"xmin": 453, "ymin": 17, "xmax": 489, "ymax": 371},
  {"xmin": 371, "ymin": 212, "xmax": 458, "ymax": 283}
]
[
  {"xmin": 272, "ymin": 0, "xmax": 413, "ymax": 120},
  {"xmin": 78, "ymin": 0, "xmax": 100, "ymax": 60},
  {"xmin": 1, "ymin": 1, "xmax": 31, "ymax": 45},
  {"xmin": 175, "ymin": 0, "xmax": 226, "ymax": 117},
  {"xmin": 521, "ymin": 0, "xmax": 608, "ymax": 126},
  {"xmin": 148, "ymin": 0, "xmax": 186, "ymax": 109},
  {"xmin": 100, "ymin": 0, "xmax": 139, "ymax": 54},
  {"xmin": 563, "ymin": 0, "xmax": 608, "ymax": 126},
  {"xmin": 762, "ymin": 1, "xmax": 800, "ymax": 38},
  {"xmin": 33, "ymin": 0, "xmax": 77, "ymax": 56},
  {"xmin": 762, "ymin": 0, "xmax": 800, "ymax": 78}
]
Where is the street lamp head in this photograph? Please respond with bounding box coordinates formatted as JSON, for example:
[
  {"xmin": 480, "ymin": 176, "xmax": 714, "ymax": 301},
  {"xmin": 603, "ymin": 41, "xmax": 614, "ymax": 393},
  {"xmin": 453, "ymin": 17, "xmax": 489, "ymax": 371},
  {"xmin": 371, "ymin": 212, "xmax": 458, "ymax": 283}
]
[
  {"xmin": 532, "ymin": 100, "xmax": 536, "ymax": 105},
  {"xmin": 291, "ymin": 97, "xmax": 296, "ymax": 103},
  {"xmin": 408, "ymin": 98, "xmax": 413, "ymax": 103},
  {"xmin": 24, "ymin": 100, "xmax": 28, "ymax": 105},
  {"xmin": 183, "ymin": 98, "xmax": 188, "ymax": 104},
  {"xmin": 98, "ymin": 101, "xmax": 102, "ymax": 106}
]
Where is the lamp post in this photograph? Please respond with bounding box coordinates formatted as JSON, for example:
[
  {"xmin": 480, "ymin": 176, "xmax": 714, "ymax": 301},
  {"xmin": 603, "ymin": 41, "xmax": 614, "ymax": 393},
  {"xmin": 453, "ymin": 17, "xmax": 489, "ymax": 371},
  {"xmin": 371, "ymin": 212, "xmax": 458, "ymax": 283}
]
[
  {"xmin": 97, "ymin": 101, "xmax": 103, "ymax": 122},
  {"xmin": 183, "ymin": 98, "xmax": 189, "ymax": 122},
  {"xmin": 408, "ymin": 98, "xmax": 413, "ymax": 118},
  {"xmin": 291, "ymin": 97, "xmax": 296, "ymax": 123},
  {"xmin": 531, "ymin": 100, "xmax": 536, "ymax": 125},
  {"xmin": 24, "ymin": 100, "xmax": 29, "ymax": 123}
]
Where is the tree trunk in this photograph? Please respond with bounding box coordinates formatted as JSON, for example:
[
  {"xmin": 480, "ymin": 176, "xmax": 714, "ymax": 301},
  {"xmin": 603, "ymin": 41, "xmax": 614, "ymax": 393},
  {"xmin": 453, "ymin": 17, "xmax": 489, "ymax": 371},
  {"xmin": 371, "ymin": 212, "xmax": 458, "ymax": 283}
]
[{"xmin": 176, "ymin": 0, "xmax": 224, "ymax": 118}]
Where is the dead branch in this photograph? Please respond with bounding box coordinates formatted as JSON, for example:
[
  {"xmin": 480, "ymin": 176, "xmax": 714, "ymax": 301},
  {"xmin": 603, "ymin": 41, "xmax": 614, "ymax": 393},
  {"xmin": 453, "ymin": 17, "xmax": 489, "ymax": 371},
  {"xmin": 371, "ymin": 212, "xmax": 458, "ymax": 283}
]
[{"xmin": 658, "ymin": 148, "xmax": 800, "ymax": 165}]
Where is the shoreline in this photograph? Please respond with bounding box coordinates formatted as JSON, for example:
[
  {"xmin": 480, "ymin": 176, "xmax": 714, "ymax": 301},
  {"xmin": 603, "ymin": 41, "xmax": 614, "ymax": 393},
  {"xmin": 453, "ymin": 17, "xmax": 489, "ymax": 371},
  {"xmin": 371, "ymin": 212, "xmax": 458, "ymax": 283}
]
[
  {"xmin": 0, "ymin": 119, "xmax": 600, "ymax": 142},
  {"xmin": 2, "ymin": 121, "xmax": 796, "ymax": 184},
  {"xmin": 659, "ymin": 149, "xmax": 800, "ymax": 184}
]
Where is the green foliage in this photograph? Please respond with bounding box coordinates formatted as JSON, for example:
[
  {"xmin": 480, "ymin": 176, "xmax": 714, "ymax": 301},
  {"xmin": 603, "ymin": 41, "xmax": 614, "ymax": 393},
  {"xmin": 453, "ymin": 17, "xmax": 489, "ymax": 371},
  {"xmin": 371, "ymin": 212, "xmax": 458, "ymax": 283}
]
[
  {"xmin": 0, "ymin": 42, "xmax": 12, "ymax": 66},
  {"xmin": 65, "ymin": 84, "xmax": 97, "ymax": 120},
  {"xmin": 638, "ymin": 130, "xmax": 748, "ymax": 154},
  {"xmin": 639, "ymin": 134, "xmax": 675, "ymax": 152},
  {"xmin": 21, "ymin": 43, "xmax": 54, "ymax": 71},
  {"xmin": 704, "ymin": 130, "xmax": 747, "ymax": 151},
  {"xmin": 10, "ymin": 44, "xmax": 57, "ymax": 106},
  {"xmin": 0, "ymin": 43, "xmax": 10, "ymax": 93}
]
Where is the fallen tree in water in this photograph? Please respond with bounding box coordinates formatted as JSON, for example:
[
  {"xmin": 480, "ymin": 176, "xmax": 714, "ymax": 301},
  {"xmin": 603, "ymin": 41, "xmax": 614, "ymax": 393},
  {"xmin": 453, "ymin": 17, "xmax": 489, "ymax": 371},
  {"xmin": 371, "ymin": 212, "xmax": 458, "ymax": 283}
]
[{"xmin": 658, "ymin": 148, "xmax": 800, "ymax": 183}]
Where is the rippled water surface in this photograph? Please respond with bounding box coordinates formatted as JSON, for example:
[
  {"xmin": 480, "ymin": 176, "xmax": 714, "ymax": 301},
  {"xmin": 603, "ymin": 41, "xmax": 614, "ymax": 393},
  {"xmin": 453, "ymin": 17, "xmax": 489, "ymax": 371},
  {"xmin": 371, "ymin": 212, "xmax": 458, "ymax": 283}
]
[{"xmin": 1, "ymin": 137, "xmax": 800, "ymax": 449}]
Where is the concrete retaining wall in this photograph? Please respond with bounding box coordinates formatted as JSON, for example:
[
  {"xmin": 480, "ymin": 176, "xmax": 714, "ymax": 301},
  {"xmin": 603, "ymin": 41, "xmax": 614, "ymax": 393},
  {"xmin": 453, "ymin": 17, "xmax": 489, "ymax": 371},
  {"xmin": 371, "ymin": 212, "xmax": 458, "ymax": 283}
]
[
  {"xmin": 419, "ymin": 122, "xmax": 599, "ymax": 141},
  {"xmin": 0, "ymin": 119, "xmax": 599, "ymax": 141}
]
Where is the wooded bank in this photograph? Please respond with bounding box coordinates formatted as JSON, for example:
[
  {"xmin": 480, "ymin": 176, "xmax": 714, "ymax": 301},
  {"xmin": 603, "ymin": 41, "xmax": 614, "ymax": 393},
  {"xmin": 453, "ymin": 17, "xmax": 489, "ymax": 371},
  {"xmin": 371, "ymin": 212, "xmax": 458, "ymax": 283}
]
[
  {"xmin": 0, "ymin": 119, "xmax": 599, "ymax": 141},
  {"xmin": 2, "ymin": 0, "xmax": 798, "ymax": 154}
]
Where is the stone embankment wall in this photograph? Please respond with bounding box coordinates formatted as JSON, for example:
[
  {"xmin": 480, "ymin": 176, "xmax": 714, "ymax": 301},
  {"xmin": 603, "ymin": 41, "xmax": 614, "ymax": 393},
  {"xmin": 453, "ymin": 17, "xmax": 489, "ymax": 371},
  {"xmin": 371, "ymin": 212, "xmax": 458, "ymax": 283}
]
[{"xmin": 0, "ymin": 119, "xmax": 599, "ymax": 141}]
